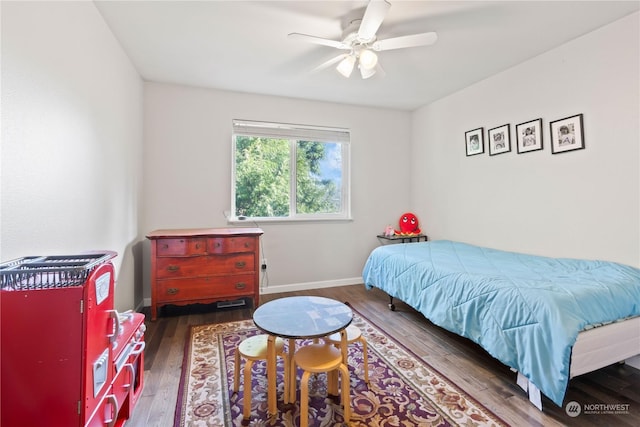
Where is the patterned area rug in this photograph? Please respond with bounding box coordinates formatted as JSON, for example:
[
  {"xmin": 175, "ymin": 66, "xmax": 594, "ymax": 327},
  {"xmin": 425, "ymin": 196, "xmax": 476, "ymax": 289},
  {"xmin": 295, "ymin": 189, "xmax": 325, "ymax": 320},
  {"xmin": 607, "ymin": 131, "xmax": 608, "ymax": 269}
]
[{"xmin": 174, "ymin": 310, "xmax": 509, "ymax": 426}]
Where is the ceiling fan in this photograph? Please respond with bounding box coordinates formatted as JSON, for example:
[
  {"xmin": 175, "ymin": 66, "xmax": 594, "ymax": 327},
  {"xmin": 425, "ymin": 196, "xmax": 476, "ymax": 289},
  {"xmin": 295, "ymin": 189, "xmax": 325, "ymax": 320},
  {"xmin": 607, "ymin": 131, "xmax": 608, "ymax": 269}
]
[{"xmin": 289, "ymin": 0, "xmax": 438, "ymax": 79}]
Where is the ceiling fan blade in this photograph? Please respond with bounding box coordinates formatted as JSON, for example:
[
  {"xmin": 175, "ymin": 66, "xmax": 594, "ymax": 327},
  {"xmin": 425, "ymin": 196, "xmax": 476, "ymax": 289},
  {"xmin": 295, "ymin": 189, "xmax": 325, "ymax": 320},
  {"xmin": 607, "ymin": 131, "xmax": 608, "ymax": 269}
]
[
  {"xmin": 311, "ymin": 54, "xmax": 349, "ymax": 73},
  {"xmin": 288, "ymin": 32, "xmax": 349, "ymax": 50},
  {"xmin": 372, "ymin": 32, "xmax": 438, "ymax": 51},
  {"xmin": 358, "ymin": 0, "xmax": 391, "ymax": 42}
]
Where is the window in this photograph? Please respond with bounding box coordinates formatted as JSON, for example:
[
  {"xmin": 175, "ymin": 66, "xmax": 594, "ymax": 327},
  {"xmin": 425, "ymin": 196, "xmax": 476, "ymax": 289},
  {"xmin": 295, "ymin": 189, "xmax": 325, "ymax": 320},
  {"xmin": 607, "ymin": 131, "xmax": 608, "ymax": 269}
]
[{"xmin": 232, "ymin": 119, "xmax": 351, "ymax": 221}]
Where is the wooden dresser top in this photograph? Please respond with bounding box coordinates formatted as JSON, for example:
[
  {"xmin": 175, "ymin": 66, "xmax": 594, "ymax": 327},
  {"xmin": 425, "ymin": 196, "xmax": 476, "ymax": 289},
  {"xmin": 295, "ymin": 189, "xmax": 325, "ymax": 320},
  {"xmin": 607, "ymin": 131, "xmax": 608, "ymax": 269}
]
[{"xmin": 146, "ymin": 227, "xmax": 263, "ymax": 239}]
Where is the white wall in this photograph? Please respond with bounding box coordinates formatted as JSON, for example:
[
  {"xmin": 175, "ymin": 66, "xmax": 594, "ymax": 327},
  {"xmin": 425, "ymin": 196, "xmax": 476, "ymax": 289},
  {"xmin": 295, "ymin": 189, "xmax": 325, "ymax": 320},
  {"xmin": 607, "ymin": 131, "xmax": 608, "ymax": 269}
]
[
  {"xmin": 411, "ymin": 12, "xmax": 639, "ymax": 267},
  {"xmin": 1, "ymin": 1, "xmax": 144, "ymax": 311},
  {"xmin": 3, "ymin": 3, "xmax": 636, "ymax": 312},
  {"xmin": 142, "ymin": 83, "xmax": 412, "ymax": 300}
]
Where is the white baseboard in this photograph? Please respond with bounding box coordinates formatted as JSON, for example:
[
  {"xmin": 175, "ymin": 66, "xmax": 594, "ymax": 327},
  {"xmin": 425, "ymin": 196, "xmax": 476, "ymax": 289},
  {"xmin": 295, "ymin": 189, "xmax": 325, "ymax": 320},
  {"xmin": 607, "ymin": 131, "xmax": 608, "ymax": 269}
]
[
  {"xmin": 259, "ymin": 277, "xmax": 363, "ymax": 294},
  {"xmin": 141, "ymin": 277, "xmax": 363, "ymax": 307}
]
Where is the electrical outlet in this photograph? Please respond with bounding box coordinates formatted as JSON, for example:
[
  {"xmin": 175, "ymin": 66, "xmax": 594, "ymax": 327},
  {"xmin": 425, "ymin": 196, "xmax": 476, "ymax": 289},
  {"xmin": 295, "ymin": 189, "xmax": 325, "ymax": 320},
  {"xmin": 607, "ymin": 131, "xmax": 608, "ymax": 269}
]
[{"xmin": 261, "ymin": 259, "xmax": 267, "ymax": 270}]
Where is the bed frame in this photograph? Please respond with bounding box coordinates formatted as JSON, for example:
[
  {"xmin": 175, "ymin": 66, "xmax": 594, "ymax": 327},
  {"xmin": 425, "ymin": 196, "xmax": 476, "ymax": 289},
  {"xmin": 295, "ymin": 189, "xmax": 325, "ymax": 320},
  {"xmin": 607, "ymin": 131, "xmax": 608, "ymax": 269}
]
[{"xmin": 387, "ymin": 294, "xmax": 640, "ymax": 410}]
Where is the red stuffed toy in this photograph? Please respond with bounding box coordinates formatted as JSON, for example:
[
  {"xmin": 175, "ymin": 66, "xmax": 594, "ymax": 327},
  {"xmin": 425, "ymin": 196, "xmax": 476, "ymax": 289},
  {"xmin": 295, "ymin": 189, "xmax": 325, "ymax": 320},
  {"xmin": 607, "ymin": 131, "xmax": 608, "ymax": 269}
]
[{"xmin": 395, "ymin": 212, "xmax": 421, "ymax": 236}]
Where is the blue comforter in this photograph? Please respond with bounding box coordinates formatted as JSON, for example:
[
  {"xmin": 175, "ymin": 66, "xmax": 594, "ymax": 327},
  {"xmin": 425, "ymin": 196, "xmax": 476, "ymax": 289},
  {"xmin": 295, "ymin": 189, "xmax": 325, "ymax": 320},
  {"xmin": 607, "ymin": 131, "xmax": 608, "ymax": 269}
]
[{"xmin": 362, "ymin": 240, "xmax": 640, "ymax": 406}]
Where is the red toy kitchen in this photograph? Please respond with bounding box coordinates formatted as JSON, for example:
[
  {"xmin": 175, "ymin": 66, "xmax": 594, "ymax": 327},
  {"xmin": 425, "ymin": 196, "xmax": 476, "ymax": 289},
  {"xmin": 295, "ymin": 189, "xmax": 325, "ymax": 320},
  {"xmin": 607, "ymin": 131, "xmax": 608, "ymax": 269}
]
[{"xmin": 1, "ymin": 251, "xmax": 145, "ymax": 426}]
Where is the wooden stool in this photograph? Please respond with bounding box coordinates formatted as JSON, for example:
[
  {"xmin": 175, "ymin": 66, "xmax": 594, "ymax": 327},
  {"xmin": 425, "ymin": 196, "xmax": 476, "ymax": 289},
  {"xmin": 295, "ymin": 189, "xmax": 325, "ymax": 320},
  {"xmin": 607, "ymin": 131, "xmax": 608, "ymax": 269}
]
[
  {"xmin": 326, "ymin": 325, "xmax": 369, "ymax": 383},
  {"xmin": 294, "ymin": 343, "xmax": 351, "ymax": 427},
  {"xmin": 233, "ymin": 334, "xmax": 288, "ymax": 425}
]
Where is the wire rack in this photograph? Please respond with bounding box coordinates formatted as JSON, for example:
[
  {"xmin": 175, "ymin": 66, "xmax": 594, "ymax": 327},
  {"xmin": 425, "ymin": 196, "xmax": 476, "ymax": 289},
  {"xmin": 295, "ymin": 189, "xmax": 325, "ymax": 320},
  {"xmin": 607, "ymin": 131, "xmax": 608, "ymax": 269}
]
[{"xmin": 0, "ymin": 252, "xmax": 116, "ymax": 291}]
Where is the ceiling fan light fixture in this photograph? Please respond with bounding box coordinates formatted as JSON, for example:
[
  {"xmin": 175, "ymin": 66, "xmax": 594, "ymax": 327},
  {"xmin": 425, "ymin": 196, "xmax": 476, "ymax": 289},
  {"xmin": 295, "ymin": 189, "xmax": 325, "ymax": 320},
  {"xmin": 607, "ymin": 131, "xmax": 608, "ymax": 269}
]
[
  {"xmin": 336, "ymin": 54, "xmax": 356, "ymax": 77},
  {"xmin": 360, "ymin": 65, "xmax": 377, "ymax": 79},
  {"xmin": 359, "ymin": 48, "xmax": 378, "ymax": 70},
  {"xmin": 290, "ymin": 0, "xmax": 439, "ymax": 80}
]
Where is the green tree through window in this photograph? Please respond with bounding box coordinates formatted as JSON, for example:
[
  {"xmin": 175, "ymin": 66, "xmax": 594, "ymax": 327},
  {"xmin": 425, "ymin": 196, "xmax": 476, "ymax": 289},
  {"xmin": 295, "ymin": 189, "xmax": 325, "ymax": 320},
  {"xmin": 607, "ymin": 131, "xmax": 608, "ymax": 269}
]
[
  {"xmin": 234, "ymin": 136, "xmax": 290, "ymax": 217},
  {"xmin": 232, "ymin": 120, "xmax": 350, "ymax": 221},
  {"xmin": 296, "ymin": 141, "xmax": 340, "ymax": 214}
]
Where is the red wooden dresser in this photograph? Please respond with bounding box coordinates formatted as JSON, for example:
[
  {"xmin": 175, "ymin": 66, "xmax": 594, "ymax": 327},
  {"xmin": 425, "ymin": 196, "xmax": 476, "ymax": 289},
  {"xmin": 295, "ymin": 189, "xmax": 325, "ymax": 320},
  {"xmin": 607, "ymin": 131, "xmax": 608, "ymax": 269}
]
[{"xmin": 146, "ymin": 227, "xmax": 263, "ymax": 320}]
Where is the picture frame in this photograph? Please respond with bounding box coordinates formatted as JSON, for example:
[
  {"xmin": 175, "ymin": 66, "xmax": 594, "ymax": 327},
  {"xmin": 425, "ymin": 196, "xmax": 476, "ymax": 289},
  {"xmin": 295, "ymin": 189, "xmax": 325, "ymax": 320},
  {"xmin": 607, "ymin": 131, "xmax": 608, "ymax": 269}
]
[
  {"xmin": 516, "ymin": 118, "xmax": 543, "ymax": 154},
  {"xmin": 550, "ymin": 114, "xmax": 584, "ymax": 154},
  {"xmin": 465, "ymin": 127, "xmax": 484, "ymax": 156},
  {"xmin": 487, "ymin": 124, "xmax": 511, "ymax": 156}
]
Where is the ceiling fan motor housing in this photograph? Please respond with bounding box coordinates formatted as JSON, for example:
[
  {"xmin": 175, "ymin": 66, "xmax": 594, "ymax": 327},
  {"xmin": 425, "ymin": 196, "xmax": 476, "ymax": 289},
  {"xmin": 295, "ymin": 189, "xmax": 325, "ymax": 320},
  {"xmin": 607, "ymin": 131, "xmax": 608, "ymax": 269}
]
[{"xmin": 342, "ymin": 18, "xmax": 377, "ymax": 45}]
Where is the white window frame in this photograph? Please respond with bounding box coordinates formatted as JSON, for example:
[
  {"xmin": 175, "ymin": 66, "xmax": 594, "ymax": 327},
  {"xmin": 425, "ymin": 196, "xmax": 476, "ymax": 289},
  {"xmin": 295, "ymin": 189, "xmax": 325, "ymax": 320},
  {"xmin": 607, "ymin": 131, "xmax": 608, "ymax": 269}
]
[{"xmin": 231, "ymin": 119, "xmax": 351, "ymax": 222}]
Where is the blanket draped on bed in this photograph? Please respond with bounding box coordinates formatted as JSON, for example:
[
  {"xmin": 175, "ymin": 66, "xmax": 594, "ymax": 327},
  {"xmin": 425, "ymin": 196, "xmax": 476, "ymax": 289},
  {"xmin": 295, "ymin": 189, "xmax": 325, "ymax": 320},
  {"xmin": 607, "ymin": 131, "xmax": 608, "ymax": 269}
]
[{"xmin": 362, "ymin": 240, "xmax": 640, "ymax": 407}]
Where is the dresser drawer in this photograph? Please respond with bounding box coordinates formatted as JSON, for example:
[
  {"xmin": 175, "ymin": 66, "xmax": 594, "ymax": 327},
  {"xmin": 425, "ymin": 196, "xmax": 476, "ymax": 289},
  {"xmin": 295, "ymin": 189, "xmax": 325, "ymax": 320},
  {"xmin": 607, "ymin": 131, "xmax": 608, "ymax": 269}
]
[
  {"xmin": 156, "ymin": 274, "xmax": 255, "ymax": 303},
  {"xmin": 156, "ymin": 238, "xmax": 207, "ymax": 256},
  {"xmin": 156, "ymin": 253, "xmax": 254, "ymax": 279},
  {"xmin": 207, "ymin": 237, "xmax": 256, "ymax": 254}
]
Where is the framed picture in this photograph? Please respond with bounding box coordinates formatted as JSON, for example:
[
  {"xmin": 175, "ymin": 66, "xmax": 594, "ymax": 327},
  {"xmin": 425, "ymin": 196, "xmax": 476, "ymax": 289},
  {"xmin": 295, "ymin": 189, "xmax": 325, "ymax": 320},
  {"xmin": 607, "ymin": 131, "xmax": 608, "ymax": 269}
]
[
  {"xmin": 550, "ymin": 114, "xmax": 584, "ymax": 154},
  {"xmin": 465, "ymin": 127, "xmax": 484, "ymax": 156},
  {"xmin": 516, "ymin": 118, "xmax": 543, "ymax": 154},
  {"xmin": 488, "ymin": 124, "xmax": 511, "ymax": 156}
]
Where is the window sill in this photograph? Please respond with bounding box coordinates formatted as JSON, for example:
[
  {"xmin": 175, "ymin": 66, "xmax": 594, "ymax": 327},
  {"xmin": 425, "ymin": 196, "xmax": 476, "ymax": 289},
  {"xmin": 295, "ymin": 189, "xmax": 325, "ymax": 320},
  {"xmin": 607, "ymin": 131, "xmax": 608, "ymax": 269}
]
[{"xmin": 227, "ymin": 216, "xmax": 353, "ymax": 225}]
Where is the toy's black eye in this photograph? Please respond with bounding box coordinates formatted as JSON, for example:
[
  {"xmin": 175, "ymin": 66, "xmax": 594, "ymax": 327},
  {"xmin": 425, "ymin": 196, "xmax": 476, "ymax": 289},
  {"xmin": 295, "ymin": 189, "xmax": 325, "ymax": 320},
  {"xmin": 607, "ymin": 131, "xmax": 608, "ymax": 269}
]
[
  {"xmin": 411, "ymin": 218, "xmax": 416, "ymax": 224},
  {"xmin": 402, "ymin": 216, "xmax": 408, "ymax": 222}
]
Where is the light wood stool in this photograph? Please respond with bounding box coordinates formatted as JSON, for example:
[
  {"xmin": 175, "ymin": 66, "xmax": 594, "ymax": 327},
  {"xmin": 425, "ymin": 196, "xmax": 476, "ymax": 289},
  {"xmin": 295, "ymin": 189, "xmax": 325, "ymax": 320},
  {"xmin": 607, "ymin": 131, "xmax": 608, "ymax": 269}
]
[
  {"xmin": 294, "ymin": 343, "xmax": 351, "ymax": 427},
  {"xmin": 233, "ymin": 334, "xmax": 288, "ymax": 425},
  {"xmin": 325, "ymin": 324, "xmax": 369, "ymax": 383}
]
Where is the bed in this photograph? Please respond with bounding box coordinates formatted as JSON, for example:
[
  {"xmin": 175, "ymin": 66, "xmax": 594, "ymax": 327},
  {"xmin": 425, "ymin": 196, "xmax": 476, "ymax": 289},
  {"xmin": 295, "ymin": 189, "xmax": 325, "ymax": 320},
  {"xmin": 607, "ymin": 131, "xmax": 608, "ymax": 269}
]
[{"xmin": 362, "ymin": 240, "xmax": 640, "ymax": 409}]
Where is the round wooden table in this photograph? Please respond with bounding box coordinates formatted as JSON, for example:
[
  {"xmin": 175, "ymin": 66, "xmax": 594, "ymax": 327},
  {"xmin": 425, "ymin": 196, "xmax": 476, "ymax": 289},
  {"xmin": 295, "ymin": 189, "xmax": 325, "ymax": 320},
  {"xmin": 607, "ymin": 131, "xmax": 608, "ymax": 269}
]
[{"xmin": 253, "ymin": 296, "xmax": 353, "ymax": 414}]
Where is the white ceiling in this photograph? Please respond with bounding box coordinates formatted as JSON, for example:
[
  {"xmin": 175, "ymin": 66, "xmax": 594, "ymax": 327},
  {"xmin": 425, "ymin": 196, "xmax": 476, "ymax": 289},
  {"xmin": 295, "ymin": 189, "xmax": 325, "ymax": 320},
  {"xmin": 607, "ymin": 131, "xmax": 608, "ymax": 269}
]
[{"xmin": 94, "ymin": 1, "xmax": 639, "ymax": 111}]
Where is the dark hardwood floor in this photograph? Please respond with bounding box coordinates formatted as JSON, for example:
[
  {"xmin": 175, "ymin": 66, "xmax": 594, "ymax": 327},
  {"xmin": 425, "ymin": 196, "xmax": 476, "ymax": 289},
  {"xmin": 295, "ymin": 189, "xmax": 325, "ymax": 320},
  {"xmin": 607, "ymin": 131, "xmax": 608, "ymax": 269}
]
[{"xmin": 128, "ymin": 285, "xmax": 639, "ymax": 427}]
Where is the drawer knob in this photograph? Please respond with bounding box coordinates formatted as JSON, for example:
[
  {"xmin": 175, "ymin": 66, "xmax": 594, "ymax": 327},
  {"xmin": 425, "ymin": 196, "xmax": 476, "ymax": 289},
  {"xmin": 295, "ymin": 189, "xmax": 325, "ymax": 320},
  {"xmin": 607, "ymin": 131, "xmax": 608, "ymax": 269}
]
[
  {"xmin": 235, "ymin": 282, "xmax": 246, "ymax": 290},
  {"xmin": 167, "ymin": 265, "xmax": 180, "ymax": 272},
  {"xmin": 167, "ymin": 288, "xmax": 179, "ymax": 295},
  {"xmin": 235, "ymin": 261, "xmax": 246, "ymax": 269},
  {"xmin": 244, "ymin": 242, "xmax": 250, "ymax": 248}
]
